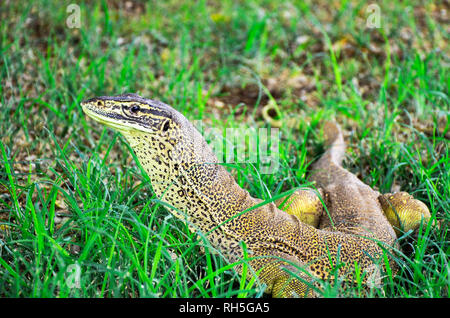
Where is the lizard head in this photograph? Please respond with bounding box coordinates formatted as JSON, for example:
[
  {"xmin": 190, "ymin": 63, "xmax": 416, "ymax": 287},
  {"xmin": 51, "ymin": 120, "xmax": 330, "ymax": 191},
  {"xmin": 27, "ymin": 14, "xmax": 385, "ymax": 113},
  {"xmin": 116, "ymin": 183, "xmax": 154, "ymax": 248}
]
[
  {"xmin": 81, "ymin": 94, "xmax": 219, "ymax": 222},
  {"xmin": 81, "ymin": 93, "xmax": 178, "ymax": 136},
  {"xmin": 80, "ymin": 93, "xmax": 214, "ymax": 165},
  {"xmin": 379, "ymin": 192, "xmax": 432, "ymax": 235}
]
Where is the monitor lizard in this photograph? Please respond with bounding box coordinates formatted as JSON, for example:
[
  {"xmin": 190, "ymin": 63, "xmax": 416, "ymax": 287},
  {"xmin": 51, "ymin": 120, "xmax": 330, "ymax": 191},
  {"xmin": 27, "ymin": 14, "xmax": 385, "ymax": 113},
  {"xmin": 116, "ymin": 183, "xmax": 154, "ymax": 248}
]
[{"xmin": 81, "ymin": 94, "xmax": 431, "ymax": 297}]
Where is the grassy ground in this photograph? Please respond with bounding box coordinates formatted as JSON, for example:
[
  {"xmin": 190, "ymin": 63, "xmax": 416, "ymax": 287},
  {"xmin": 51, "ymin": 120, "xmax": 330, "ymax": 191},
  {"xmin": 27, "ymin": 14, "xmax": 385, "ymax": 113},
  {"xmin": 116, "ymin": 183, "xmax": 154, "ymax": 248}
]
[{"xmin": 0, "ymin": 0, "xmax": 448, "ymax": 298}]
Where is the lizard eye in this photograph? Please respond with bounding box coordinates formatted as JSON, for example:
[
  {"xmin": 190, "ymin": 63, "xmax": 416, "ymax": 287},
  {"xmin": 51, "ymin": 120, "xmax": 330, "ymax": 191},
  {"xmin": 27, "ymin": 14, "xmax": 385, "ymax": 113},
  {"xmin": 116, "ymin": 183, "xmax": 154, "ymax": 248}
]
[
  {"xmin": 162, "ymin": 121, "xmax": 170, "ymax": 132},
  {"xmin": 122, "ymin": 104, "xmax": 141, "ymax": 117},
  {"xmin": 96, "ymin": 100, "xmax": 104, "ymax": 107}
]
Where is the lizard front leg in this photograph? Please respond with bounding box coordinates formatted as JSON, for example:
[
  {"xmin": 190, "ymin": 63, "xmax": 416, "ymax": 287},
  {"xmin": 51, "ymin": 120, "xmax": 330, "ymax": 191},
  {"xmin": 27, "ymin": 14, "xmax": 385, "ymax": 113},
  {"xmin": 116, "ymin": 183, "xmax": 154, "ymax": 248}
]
[
  {"xmin": 242, "ymin": 249, "xmax": 319, "ymax": 298},
  {"xmin": 275, "ymin": 188, "xmax": 325, "ymax": 228}
]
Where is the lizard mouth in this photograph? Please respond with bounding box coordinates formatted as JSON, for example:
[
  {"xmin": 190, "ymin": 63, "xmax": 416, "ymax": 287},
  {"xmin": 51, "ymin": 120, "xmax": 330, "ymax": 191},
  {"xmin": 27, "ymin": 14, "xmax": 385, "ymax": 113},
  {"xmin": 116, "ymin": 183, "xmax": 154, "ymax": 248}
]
[{"xmin": 81, "ymin": 102, "xmax": 133, "ymax": 133}]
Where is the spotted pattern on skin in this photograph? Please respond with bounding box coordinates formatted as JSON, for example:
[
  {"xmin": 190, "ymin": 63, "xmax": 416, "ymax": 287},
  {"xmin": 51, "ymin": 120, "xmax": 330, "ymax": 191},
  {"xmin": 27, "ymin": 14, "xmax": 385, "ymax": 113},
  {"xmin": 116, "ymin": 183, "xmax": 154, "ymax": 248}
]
[{"xmin": 81, "ymin": 96, "xmax": 429, "ymax": 297}]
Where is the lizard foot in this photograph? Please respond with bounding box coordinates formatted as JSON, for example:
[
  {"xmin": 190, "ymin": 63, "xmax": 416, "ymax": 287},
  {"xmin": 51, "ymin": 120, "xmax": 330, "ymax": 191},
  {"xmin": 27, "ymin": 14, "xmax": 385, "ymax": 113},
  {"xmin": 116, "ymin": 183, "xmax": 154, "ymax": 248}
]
[
  {"xmin": 275, "ymin": 189, "xmax": 324, "ymax": 228},
  {"xmin": 378, "ymin": 192, "xmax": 431, "ymax": 235}
]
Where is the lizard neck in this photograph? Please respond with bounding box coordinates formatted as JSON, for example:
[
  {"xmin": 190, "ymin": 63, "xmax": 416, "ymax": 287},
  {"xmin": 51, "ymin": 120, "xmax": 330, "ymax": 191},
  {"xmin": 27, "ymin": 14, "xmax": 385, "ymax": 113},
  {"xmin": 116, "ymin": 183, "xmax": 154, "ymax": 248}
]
[{"xmin": 123, "ymin": 120, "xmax": 254, "ymax": 232}]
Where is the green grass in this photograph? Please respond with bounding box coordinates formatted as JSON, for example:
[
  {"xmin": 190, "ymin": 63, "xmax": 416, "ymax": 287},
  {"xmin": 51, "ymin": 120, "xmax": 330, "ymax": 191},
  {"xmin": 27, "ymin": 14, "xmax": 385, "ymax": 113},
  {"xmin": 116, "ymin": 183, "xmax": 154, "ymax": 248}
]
[{"xmin": 0, "ymin": 0, "xmax": 448, "ymax": 298}]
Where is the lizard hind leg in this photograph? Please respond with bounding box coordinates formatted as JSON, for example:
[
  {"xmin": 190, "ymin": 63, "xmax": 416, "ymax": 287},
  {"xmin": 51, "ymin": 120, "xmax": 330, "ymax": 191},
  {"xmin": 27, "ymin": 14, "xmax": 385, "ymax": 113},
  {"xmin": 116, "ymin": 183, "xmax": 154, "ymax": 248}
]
[
  {"xmin": 378, "ymin": 192, "xmax": 432, "ymax": 235},
  {"xmin": 275, "ymin": 189, "xmax": 325, "ymax": 228}
]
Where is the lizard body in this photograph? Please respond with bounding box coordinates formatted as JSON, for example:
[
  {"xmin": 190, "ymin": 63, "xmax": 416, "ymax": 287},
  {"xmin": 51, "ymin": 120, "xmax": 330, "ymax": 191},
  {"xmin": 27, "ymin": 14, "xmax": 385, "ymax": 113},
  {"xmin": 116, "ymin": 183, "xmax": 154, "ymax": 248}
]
[{"xmin": 81, "ymin": 94, "xmax": 430, "ymax": 297}]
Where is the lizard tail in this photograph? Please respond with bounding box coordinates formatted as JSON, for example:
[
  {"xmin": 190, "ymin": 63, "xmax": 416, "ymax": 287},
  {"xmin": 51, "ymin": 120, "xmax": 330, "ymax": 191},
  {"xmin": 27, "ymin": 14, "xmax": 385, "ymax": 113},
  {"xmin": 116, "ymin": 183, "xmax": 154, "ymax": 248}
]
[
  {"xmin": 309, "ymin": 121, "xmax": 347, "ymax": 187},
  {"xmin": 322, "ymin": 121, "xmax": 346, "ymax": 166}
]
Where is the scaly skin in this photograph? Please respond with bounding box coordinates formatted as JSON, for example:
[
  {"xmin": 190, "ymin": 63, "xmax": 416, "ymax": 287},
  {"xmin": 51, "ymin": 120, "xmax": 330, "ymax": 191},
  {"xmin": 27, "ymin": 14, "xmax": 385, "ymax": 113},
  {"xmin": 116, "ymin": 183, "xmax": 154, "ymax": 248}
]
[
  {"xmin": 81, "ymin": 94, "xmax": 430, "ymax": 297},
  {"xmin": 277, "ymin": 122, "xmax": 431, "ymax": 237}
]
